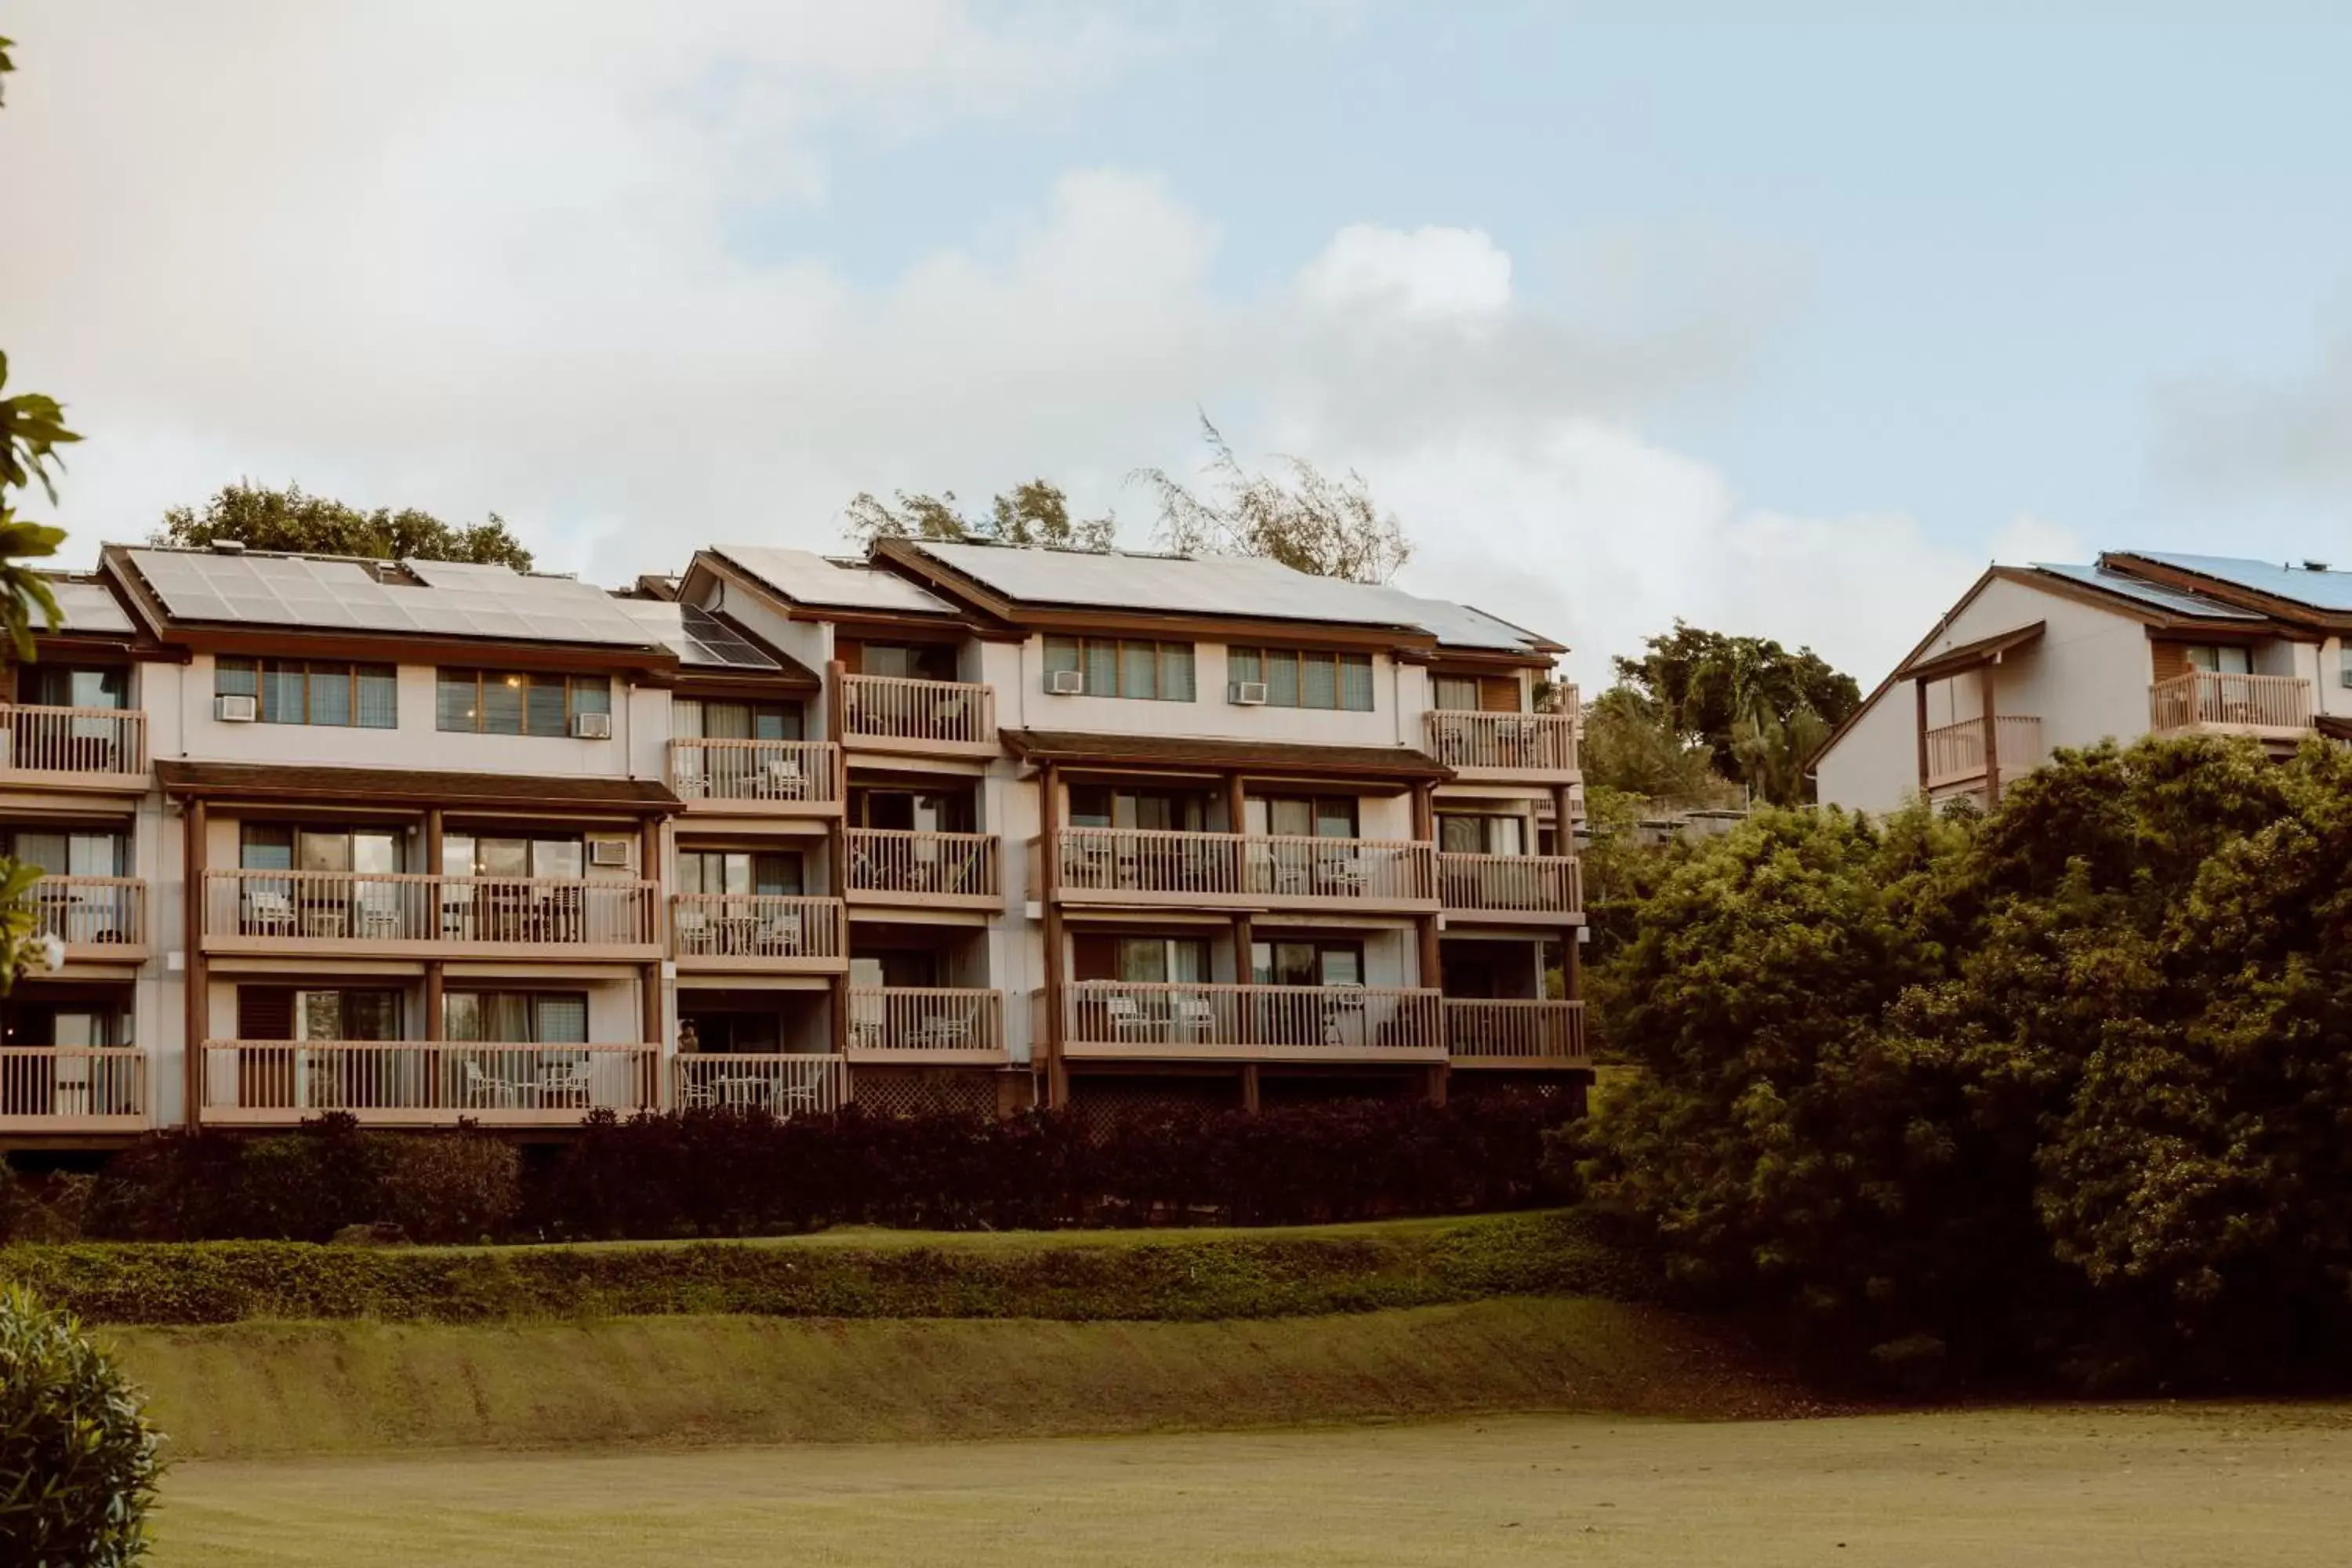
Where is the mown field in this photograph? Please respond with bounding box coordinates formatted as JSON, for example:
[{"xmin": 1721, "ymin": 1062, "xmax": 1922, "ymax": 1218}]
[{"xmin": 154, "ymin": 1406, "xmax": 2352, "ymax": 1567}]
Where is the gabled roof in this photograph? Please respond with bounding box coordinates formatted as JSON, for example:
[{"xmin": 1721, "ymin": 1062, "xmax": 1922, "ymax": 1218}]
[
  {"xmin": 884, "ymin": 539, "xmax": 1563, "ymax": 655},
  {"xmin": 2101, "ymin": 550, "xmax": 2352, "ymax": 619},
  {"xmin": 2030, "ymin": 563, "xmax": 2264, "ymax": 622},
  {"xmin": 708, "ymin": 544, "xmax": 963, "ymax": 616}
]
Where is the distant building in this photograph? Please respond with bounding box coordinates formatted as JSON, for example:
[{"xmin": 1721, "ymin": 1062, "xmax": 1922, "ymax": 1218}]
[{"xmin": 1815, "ymin": 551, "xmax": 2352, "ymax": 815}]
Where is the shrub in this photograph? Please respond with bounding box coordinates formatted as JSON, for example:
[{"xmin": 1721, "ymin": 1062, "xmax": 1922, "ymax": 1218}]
[
  {"xmin": 0, "ymin": 1283, "xmax": 163, "ymax": 1565},
  {"xmin": 368, "ymin": 1134, "xmax": 521, "ymax": 1244}
]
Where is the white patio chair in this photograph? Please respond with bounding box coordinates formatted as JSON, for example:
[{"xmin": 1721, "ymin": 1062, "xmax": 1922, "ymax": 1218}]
[
  {"xmin": 1174, "ymin": 993, "xmax": 1216, "ymax": 1041},
  {"xmin": 760, "ymin": 756, "xmax": 806, "ymax": 800},
  {"xmin": 673, "ymin": 906, "xmax": 712, "ymax": 955},
  {"xmin": 910, "ymin": 1000, "xmax": 978, "ymax": 1051},
  {"xmin": 461, "ymin": 1058, "xmax": 525, "ymax": 1109},
  {"xmin": 757, "ymin": 909, "xmax": 804, "ymax": 956},
  {"xmin": 245, "ymin": 889, "xmax": 296, "ymax": 935},
  {"xmin": 539, "ymin": 1056, "xmax": 594, "ymax": 1109},
  {"xmin": 1106, "ymin": 994, "xmax": 1156, "ymax": 1043}
]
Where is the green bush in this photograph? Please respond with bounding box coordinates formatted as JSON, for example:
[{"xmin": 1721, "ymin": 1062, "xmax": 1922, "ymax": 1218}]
[
  {"xmin": 0, "ymin": 1210, "xmax": 1640, "ymax": 1327},
  {"xmin": 368, "ymin": 1135, "xmax": 521, "ymax": 1244},
  {"xmin": 0, "ymin": 1284, "xmax": 163, "ymax": 1566}
]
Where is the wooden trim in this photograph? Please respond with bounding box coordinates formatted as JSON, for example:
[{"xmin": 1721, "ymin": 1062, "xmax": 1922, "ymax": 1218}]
[
  {"xmin": 1897, "ymin": 620, "xmax": 2045, "ymax": 684},
  {"xmin": 1981, "ymin": 668, "xmax": 2002, "ymax": 808},
  {"xmin": 1915, "ymin": 679, "xmax": 1930, "ymax": 792},
  {"xmin": 1040, "ymin": 760, "xmax": 1067, "ymax": 1109},
  {"xmin": 2100, "ymin": 553, "xmax": 2352, "ymax": 633},
  {"xmin": 425, "ymin": 962, "xmax": 445, "ymax": 1042},
  {"xmin": 183, "ymin": 799, "xmax": 206, "ymax": 1131}
]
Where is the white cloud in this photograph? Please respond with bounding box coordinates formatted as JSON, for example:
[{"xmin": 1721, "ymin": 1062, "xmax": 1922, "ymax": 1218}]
[
  {"xmin": 2151, "ymin": 339, "xmax": 2352, "ymax": 506},
  {"xmin": 1, "ymin": 0, "xmax": 1983, "ymax": 689}
]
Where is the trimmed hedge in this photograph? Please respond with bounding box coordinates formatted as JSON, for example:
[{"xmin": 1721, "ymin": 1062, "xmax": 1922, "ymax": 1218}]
[
  {"xmin": 40, "ymin": 1091, "xmax": 1570, "ymax": 1246},
  {"xmin": 0, "ymin": 1210, "xmax": 1645, "ymax": 1327}
]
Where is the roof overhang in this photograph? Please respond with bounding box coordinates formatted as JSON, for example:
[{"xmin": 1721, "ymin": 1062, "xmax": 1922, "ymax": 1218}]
[
  {"xmin": 1002, "ymin": 728, "xmax": 1454, "ymax": 789},
  {"xmin": 157, "ymin": 760, "xmax": 683, "ymax": 816},
  {"xmin": 1898, "ymin": 620, "xmax": 2046, "ymax": 684}
]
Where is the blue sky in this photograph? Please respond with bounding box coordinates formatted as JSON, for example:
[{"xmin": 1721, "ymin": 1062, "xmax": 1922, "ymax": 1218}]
[{"xmin": 8, "ymin": 2, "xmax": 2352, "ymax": 683}]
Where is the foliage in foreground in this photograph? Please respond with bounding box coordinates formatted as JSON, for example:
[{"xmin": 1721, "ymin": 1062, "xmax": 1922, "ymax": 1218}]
[
  {"xmin": 1580, "ymin": 736, "xmax": 2352, "ymax": 1390},
  {"xmin": 0, "ymin": 1210, "xmax": 1628, "ymax": 1328},
  {"xmin": 0, "ymin": 1284, "xmax": 162, "ymax": 1566},
  {"xmin": 4, "ymin": 1092, "xmax": 1570, "ymax": 1247}
]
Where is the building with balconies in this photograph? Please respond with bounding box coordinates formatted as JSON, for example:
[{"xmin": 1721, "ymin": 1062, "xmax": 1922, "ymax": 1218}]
[{"xmin": 1816, "ymin": 550, "xmax": 2352, "ymax": 815}]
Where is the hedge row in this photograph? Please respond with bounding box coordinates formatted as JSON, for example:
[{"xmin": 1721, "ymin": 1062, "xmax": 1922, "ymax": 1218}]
[
  {"xmin": 14, "ymin": 1092, "xmax": 1570, "ymax": 1246},
  {"xmin": 0, "ymin": 1210, "xmax": 1642, "ymax": 1326}
]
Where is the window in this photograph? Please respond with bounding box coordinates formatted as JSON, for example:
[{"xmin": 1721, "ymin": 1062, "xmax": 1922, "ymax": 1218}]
[
  {"xmin": 1251, "ymin": 939, "xmax": 1363, "ymax": 986},
  {"xmin": 676, "ymin": 849, "xmax": 802, "ymax": 896},
  {"xmin": 216, "ymin": 659, "xmax": 395, "ymax": 727},
  {"xmin": 1043, "ymin": 637, "xmax": 1195, "ymax": 700},
  {"xmin": 1431, "ymin": 673, "xmax": 1522, "ymax": 713},
  {"xmin": 2183, "ymin": 645, "xmax": 2254, "ymax": 676},
  {"xmin": 1066, "ymin": 786, "xmax": 1210, "ymax": 831},
  {"xmin": 1229, "ymin": 648, "xmax": 1374, "ymax": 711},
  {"xmin": 1437, "ymin": 814, "xmax": 1525, "ymax": 855},
  {"xmin": 1071, "ymin": 934, "xmax": 1211, "ymax": 982},
  {"xmin": 239, "ymin": 824, "xmax": 404, "ymax": 874},
  {"xmin": 1247, "ymin": 795, "xmax": 1359, "ymax": 839},
  {"xmin": 436, "ymin": 670, "xmax": 612, "ymax": 735},
  {"xmin": 445, "ymin": 990, "xmax": 588, "ymax": 1044},
  {"xmin": 18, "ymin": 665, "xmax": 128, "ymax": 710},
  {"xmin": 855, "ymin": 643, "xmax": 957, "ymax": 681},
  {"xmin": 673, "ymin": 698, "xmax": 800, "ymax": 741},
  {"xmin": 3, "ymin": 829, "xmax": 129, "ymax": 877},
  {"xmin": 441, "ymin": 834, "xmax": 583, "ymax": 880}
]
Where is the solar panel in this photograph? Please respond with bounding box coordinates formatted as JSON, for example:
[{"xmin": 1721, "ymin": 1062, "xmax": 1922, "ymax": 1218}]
[
  {"xmin": 38, "ymin": 579, "xmax": 136, "ymax": 634},
  {"xmin": 714, "ymin": 546, "xmax": 961, "ymax": 614},
  {"xmin": 616, "ymin": 600, "xmax": 782, "ymax": 669}
]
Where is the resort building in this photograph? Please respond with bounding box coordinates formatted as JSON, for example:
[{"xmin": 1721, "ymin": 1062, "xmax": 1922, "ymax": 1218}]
[
  {"xmin": 1815, "ymin": 550, "xmax": 2352, "ymax": 815},
  {"xmin": 1, "ymin": 537, "xmax": 1585, "ymax": 1143}
]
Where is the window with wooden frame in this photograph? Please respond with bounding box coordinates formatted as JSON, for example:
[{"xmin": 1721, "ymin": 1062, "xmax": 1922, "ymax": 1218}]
[
  {"xmin": 1436, "ymin": 813, "xmax": 1526, "ymax": 855},
  {"xmin": 1430, "ymin": 673, "xmax": 1523, "ymax": 713},
  {"xmin": 1042, "ymin": 636, "xmax": 1196, "ymax": 700},
  {"xmin": 1250, "ymin": 938, "xmax": 1363, "ymax": 987},
  {"xmin": 216, "ymin": 658, "xmax": 397, "ymax": 727},
  {"xmin": 436, "ymin": 669, "xmax": 612, "ymax": 735},
  {"xmin": 443, "ymin": 990, "xmax": 589, "ymax": 1044},
  {"xmin": 1229, "ymin": 648, "xmax": 1374, "ymax": 711}
]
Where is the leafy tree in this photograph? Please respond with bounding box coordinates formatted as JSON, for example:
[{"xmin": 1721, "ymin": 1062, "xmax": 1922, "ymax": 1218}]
[
  {"xmin": 1579, "ymin": 686, "xmax": 1737, "ymax": 807},
  {"xmin": 845, "ymin": 480, "xmax": 1114, "ymax": 552},
  {"xmin": 154, "ymin": 482, "xmax": 535, "ymax": 568},
  {"xmin": 1607, "ymin": 622, "xmax": 1860, "ymax": 806},
  {"xmin": 0, "ymin": 39, "xmax": 71, "ymax": 993},
  {"xmin": 1132, "ymin": 415, "xmax": 1411, "ymax": 583},
  {"xmin": 0, "ymin": 1284, "xmax": 163, "ymax": 1566}
]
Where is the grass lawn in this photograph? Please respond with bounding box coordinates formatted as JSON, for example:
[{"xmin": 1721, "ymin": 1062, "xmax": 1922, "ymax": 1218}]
[{"xmin": 154, "ymin": 1405, "xmax": 2352, "ymax": 1566}]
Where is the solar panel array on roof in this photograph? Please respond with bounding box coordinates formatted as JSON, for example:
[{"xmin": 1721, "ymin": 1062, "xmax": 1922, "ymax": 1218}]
[
  {"xmin": 617, "ymin": 599, "xmax": 781, "ymax": 669},
  {"xmin": 2118, "ymin": 551, "xmax": 2352, "ymax": 613},
  {"xmin": 906, "ymin": 540, "xmax": 1555, "ymax": 652},
  {"xmin": 714, "ymin": 546, "xmax": 960, "ymax": 615},
  {"xmin": 125, "ymin": 549, "xmax": 666, "ymax": 648},
  {"xmin": 2034, "ymin": 563, "xmax": 2264, "ymax": 621},
  {"xmin": 39, "ymin": 579, "xmax": 136, "ymax": 635}
]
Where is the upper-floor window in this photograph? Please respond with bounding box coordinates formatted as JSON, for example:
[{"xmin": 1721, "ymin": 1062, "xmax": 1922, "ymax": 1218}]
[
  {"xmin": 437, "ymin": 669, "xmax": 611, "ymax": 736},
  {"xmin": 1043, "ymin": 637, "xmax": 1196, "ymax": 701},
  {"xmin": 1246, "ymin": 794, "xmax": 1359, "ymax": 839},
  {"xmin": 16, "ymin": 665, "xmax": 128, "ymax": 710},
  {"xmin": 1431, "ymin": 673, "xmax": 1523, "ymax": 713},
  {"xmin": 2183, "ymin": 645, "xmax": 2252, "ymax": 676},
  {"xmin": 1229, "ymin": 648, "xmax": 1374, "ymax": 711},
  {"xmin": 217, "ymin": 658, "xmax": 396, "ymax": 728},
  {"xmin": 1436, "ymin": 812, "xmax": 1525, "ymax": 855},
  {"xmin": 445, "ymin": 990, "xmax": 587, "ymax": 1044},
  {"xmin": 853, "ymin": 642, "xmax": 958, "ymax": 682},
  {"xmin": 673, "ymin": 697, "xmax": 800, "ymax": 740},
  {"xmin": 2, "ymin": 827, "xmax": 129, "ymax": 877}
]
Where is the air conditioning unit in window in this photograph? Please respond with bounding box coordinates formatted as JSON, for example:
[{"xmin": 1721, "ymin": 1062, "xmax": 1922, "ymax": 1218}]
[
  {"xmin": 571, "ymin": 712, "xmax": 613, "ymax": 739},
  {"xmin": 588, "ymin": 838, "xmax": 631, "ymax": 868},
  {"xmin": 215, "ymin": 694, "xmax": 259, "ymax": 723},
  {"xmin": 1228, "ymin": 681, "xmax": 1269, "ymax": 706},
  {"xmin": 1045, "ymin": 669, "xmax": 1085, "ymax": 695}
]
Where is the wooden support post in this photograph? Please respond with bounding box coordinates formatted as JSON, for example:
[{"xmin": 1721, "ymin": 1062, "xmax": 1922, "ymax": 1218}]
[
  {"xmin": 1226, "ymin": 770, "xmax": 1249, "ymax": 836},
  {"xmin": 425, "ymin": 808, "xmax": 445, "ymax": 879},
  {"xmin": 424, "ymin": 963, "xmax": 445, "ymax": 1041},
  {"xmin": 1410, "ymin": 782, "xmax": 1435, "ymax": 844},
  {"xmin": 182, "ymin": 798, "xmax": 207, "ymax": 1130},
  {"xmin": 1426, "ymin": 1063, "xmax": 1448, "ymax": 1107},
  {"xmin": 1241, "ymin": 1063, "xmax": 1261, "ymax": 1114},
  {"xmin": 1417, "ymin": 910, "xmax": 1442, "ymax": 993},
  {"xmin": 1551, "ymin": 784, "xmax": 1573, "ymax": 858},
  {"xmin": 1981, "ymin": 669, "xmax": 2002, "ymax": 808},
  {"xmin": 1915, "ymin": 678, "xmax": 1931, "ymax": 793},
  {"xmin": 1039, "ymin": 760, "xmax": 1069, "ymax": 1110}
]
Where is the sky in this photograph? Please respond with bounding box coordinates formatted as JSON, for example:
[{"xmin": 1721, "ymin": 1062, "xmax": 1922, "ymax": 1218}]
[{"xmin": 6, "ymin": 2, "xmax": 2352, "ymax": 688}]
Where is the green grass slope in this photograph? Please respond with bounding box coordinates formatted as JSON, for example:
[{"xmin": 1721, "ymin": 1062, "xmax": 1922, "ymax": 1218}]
[{"xmin": 107, "ymin": 1298, "xmax": 1809, "ymax": 1461}]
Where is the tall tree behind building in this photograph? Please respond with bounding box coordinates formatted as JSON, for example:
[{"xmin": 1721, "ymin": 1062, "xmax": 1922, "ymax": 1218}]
[
  {"xmin": 155, "ymin": 481, "xmax": 535, "ymax": 568},
  {"xmin": 1133, "ymin": 415, "xmax": 1412, "ymax": 584},
  {"xmin": 844, "ymin": 480, "xmax": 1114, "ymax": 551},
  {"xmin": 1603, "ymin": 622, "xmax": 1860, "ymax": 807}
]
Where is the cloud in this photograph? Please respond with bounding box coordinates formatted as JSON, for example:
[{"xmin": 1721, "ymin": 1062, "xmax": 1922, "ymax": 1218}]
[
  {"xmin": 2151, "ymin": 339, "xmax": 2352, "ymax": 506},
  {"xmin": 2, "ymin": 1, "xmax": 1973, "ymax": 688}
]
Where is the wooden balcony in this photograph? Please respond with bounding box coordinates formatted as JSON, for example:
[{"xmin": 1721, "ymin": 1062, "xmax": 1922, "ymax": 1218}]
[
  {"xmin": 1436, "ymin": 853, "xmax": 1582, "ymax": 924},
  {"xmin": 199, "ymin": 1040, "xmax": 659, "ymax": 1127},
  {"xmin": 22, "ymin": 876, "xmax": 150, "ymax": 961},
  {"xmin": 848, "ymin": 986, "xmax": 1007, "ymax": 1063},
  {"xmin": 666, "ymin": 739, "xmax": 842, "ymax": 815},
  {"xmin": 1062, "ymin": 982, "xmax": 1446, "ymax": 1062},
  {"xmin": 844, "ymin": 828, "xmax": 1002, "ymax": 910},
  {"xmin": 1050, "ymin": 827, "xmax": 1437, "ymax": 913},
  {"xmin": 670, "ymin": 893, "xmax": 846, "ymax": 972},
  {"xmin": 0, "ymin": 705, "xmax": 147, "ymax": 792},
  {"xmin": 674, "ymin": 1053, "xmax": 846, "ymax": 1116},
  {"xmin": 2149, "ymin": 672, "xmax": 2314, "ymax": 739},
  {"xmin": 0, "ymin": 1047, "xmax": 147, "ymax": 1134},
  {"xmin": 1924, "ymin": 715, "xmax": 2044, "ymax": 793},
  {"xmin": 840, "ymin": 673, "xmax": 997, "ymax": 757},
  {"xmin": 1445, "ymin": 999, "xmax": 1588, "ymax": 1069},
  {"xmin": 200, "ymin": 870, "xmax": 661, "ymax": 959},
  {"xmin": 1423, "ymin": 709, "xmax": 1578, "ymax": 780}
]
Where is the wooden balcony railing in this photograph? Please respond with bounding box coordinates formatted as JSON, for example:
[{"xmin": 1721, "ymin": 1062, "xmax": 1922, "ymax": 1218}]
[
  {"xmin": 201, "ymin": 870, "xmax": 659, "ymax": 953},
  {"xmin": 0, "ymin": 704, "xmax": 147, "ymax": 784},
  {"xmin": 1053, "ymin": 827, "xmax": 1436, "ymax": 909},
  {"xmin": 1063, "ymin": 982, "xmax": 1446, "ymax": 1061},
  {"xmin": 0, "ymin": 1047, "xmax": 147, "ymax": 1132},
  {"xmin": 675, "ymin": 1053, "xmax": 846, "ymax": 1116},
  {"xmin": 1423, "ymin": 710, "xmax": 1578, "ymax": 777},
  {"xmin": 1445, "ymin": 999, "xmax": 1588, "ymax": 1067},
  {"xmin": 2149, "ymin": 672, "xmax": 2314, "ymax": 735},
  {"xmin": 20, "ymin": 876, "xmax": 148, "ymax": 954},
  {"xmin": 1923, "ymin": 715, "xmax": 2044, "ymax": 788},
  {"xmin": 670, "ymin": 893, "xmax": 845, "ymax": 966},
  {"xmin": 848, "ymin": 986, "xmax": 1006, "ymax": 1062},
  {"xmin": 1436, "ymin": 853, "xmax": 1582, "ymax": 918},
  {"xmin": 840, "ymin": 673, "xmax": 996, "ymax": 752},
  {"xmin": 200, "ymin": 1041, "xmax": 659, "ymax": 1127},
  {"xmin": 844, "ymin": 828, "xmax": 1001, "ymax": 907},
  {"xmin": 666, "ymin": 739, "xmax": 841, "ymax": 808}
]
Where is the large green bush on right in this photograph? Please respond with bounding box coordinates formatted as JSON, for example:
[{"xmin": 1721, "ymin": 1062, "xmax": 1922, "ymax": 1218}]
[{"xmin": 1584, "ymin": 735, "xmax": 2352, "ymax": 1389}]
